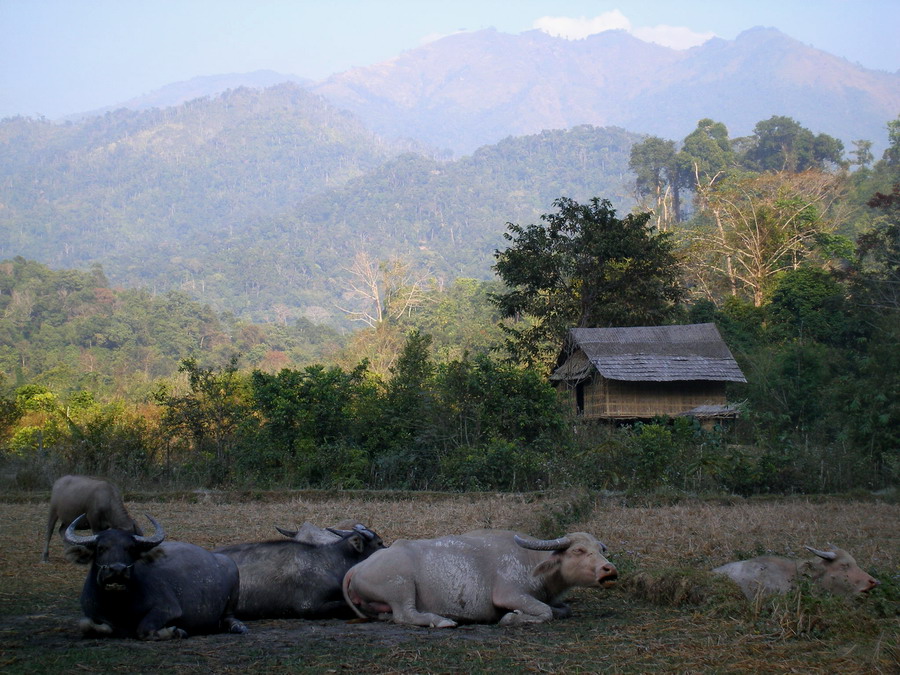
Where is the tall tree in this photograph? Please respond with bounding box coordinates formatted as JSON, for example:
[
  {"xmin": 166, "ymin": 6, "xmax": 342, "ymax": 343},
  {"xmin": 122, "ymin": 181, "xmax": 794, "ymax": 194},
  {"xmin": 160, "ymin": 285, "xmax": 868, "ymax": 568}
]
[
  {"xmin": 883, "ymin": 115, "xmax": 900, "ymax": 166},
  {"xmin": 850, "ymin": 139, "xmax": 874, "ymax": 170},
  {"xmin": 492, "ymin": 197, "xmax": 685, "ymax": 368},
  {"xmin": 740, "ymin": 116, "xmax": 844, "ymax": 172},
  {"xmin": 685, "ymin": 170, "xmax": 845, "ymax": 305},
  {"xmin": 629, "ymin": 136, "xmax": 683, "ymax": 228},
  {"xmin": 678, "ymin": 118, "xmax": 735, "ymax": 188}
]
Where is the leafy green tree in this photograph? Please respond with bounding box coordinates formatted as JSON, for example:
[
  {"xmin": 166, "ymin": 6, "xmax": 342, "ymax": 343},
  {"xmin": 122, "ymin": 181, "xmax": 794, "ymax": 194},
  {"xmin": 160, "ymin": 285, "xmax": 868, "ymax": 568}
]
[
  {"xmin": 678, "ymin": 118, "xmax": 735, "ymax": 188},
  {"xmin": 766, "ymin": 267, "xmax": 850, "ymax": 344},
  {"xmin": 883, "ymin": 116, "xmax": 900, "ymax": 166},
  {"xmin": 629, "ymin": 136, "xmax": 683, "ymax": 227},
  {"xmin": 154, "ymin": 356, "xmax": 250, "ymax": 485},
  {"xmin": 372, "ymin": 330, "xmax": 438, "ymax": 487},
  {"xmin": 492, "ymin": 197, "xmax": 685, "ymax": 368},
  {"xmin": 852, "ymin": 184, "xmax": 900, "ymax": 311},
  {"xmin": 739, "ymin": 116, "xmax": 844, "ymax": 172},
  {"xmin": 248, "ymin": 362, "xmax": 371, "ymax": 486},
  {"xmin": 850, "ymin": 139, "xmax": 874, "ymax": 170}
]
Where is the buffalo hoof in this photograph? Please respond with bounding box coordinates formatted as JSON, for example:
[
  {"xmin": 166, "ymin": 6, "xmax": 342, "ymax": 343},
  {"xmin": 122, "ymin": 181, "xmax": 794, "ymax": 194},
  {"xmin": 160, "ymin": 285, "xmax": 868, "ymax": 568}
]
[
  {"xmin": 143, "ymin": 626, "xmax": 187, "ymax": 640},
  {"xmin": 499, "ymin": 609, "xmax": 548, "ymax": 626},
  {"xmin": 227, "ymin": 619, "xmax": 248, "ymax": 634},
  {"xmin": 79, "ymin": 617, "xmax": 113, "ymax": 636},
  {"xmin": 432, "ymin": 618, "xmax": 457, "ymax": 628}
]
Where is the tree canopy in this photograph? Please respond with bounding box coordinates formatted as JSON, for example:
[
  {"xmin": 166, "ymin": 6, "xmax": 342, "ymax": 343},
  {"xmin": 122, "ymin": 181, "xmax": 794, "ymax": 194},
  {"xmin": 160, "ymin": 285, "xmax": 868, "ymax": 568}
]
[{"xmin": 491, "ymin": 196, "xmax": 685, "ymax": 368}]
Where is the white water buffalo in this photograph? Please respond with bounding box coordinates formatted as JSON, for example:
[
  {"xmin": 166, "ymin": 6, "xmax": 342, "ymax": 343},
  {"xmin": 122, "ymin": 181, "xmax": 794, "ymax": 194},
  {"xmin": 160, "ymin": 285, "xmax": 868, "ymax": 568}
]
[
  {"xmin": 214, "ymin": 525, "xmax": 386, "ymax": 619},
  {"xmin": 65, "ymin": 514, "xmax": 247, "ymax": 640},
  {"xmin": 712, "ymin": 545, "xmax": 879, "ymax": 599},
  {"xmin": 342, "ymin": 529, "xmax": 618, "ymax": 627},
  {"xmin": 42, "ymin": 475, "xmax": 142, "ymax": 562}
]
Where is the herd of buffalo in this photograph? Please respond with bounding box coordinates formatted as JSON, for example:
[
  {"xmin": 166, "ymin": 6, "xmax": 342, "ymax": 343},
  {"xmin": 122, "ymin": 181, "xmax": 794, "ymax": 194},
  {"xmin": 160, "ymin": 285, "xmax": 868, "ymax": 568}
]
[{"xmin": 41, "ymin": 475, "xmax": 880, "ymax": 640}]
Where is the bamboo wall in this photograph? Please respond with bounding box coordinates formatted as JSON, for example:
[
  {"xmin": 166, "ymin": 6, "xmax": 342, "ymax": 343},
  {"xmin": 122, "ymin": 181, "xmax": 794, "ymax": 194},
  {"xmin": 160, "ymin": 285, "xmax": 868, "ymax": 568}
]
[{"xmin": 558, "ymin": 376, "xmax": 727, "ymax": 419}]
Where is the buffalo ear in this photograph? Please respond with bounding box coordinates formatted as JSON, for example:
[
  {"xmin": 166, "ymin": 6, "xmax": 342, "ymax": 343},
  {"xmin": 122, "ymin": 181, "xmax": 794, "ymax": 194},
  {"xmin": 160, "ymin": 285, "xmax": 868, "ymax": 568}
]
[
  {"xmin": 533, "ymin": 557, "xmax": 562, "ymax": 578},
  {"xmin": 65, "ymin": 545, "xmax": 94, "ymax": 565},
  {"xmin": 346, "ymin": 533, "xmax": 365, "ymax": 553},
  {"xmin": 140, "ymin": 546, "xmax": 167, "ymax": 563}
]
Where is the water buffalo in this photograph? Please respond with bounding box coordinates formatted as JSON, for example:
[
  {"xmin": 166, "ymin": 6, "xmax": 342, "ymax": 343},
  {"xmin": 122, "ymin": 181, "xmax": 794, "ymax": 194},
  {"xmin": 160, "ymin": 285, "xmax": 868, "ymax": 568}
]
[
  {"xmin": 42, "ymin": 475, "xmax": 142, "ymax": 562},
  {"xmin": 214, "ymin": 525, "xmax": 386, "ymax": 619},
  {"xmin": 712, "ymin": 545, "xmax": 879, "ymax": 599},
  {"xmin": 65, "ymin": 514, "xmax": 247, "ymax": 640},
  {"xmin": 342, "ymin": 529, "xmax": 618, "ymax": 627},
  {"xmin": 274, "ymin": 519, "xmax": 368, "ymax": 544}
]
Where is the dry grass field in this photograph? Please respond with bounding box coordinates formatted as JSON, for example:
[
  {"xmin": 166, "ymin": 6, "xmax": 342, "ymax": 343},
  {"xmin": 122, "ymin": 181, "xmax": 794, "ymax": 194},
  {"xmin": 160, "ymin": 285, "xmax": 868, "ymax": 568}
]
[{"xmin": 1, "ymin": 489, "xmax": 897, "ymax": 673}]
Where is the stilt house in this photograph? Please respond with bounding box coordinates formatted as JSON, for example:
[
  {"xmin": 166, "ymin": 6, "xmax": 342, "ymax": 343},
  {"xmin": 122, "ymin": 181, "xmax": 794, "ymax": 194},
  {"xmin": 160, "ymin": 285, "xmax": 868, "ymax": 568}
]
[{"xmin": 550, "ymin": 323, "xmax": 746, "ymax": 422}]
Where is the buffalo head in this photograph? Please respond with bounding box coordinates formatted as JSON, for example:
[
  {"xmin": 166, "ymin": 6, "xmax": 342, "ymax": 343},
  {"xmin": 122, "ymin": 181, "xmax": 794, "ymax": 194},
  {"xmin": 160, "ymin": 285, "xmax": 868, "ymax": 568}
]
[
  {"xmin": 515, "ymin": 532, "xmax": 618, "ymax": 587},
  {"xmin": 800, "ymin": 546, "xmax": 879, "ymax": 596},
  {"xmin": 64, "ymin": 514, "xmax": 166, "ymax": 590}
]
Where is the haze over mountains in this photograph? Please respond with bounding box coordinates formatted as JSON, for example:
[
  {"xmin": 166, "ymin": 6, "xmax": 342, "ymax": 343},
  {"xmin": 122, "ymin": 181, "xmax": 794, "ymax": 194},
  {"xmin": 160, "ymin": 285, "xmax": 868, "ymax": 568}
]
[
  {"xmin": 88, "ymin": 27, "xmax": 899, "ymax": 156},
  {"xmin": 2, "ymin": 25, "xmax": 898, "ymax": 327}
]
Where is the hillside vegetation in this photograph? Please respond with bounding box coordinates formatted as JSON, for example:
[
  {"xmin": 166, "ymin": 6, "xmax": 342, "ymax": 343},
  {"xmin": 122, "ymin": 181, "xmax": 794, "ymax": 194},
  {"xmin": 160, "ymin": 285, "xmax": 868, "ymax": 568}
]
[{"xmin": 0, "ymin": 88, "xmax": 639, "ymax": 323}]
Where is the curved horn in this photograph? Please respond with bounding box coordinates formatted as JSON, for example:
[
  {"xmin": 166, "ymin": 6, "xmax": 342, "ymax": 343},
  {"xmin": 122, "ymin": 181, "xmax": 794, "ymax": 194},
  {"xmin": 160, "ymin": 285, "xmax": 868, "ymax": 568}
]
[
  {"xmin": 133, "ymin": 515, "xmax": 165, "ymax": 548},
  {"xmin": 804, "ymin": 546, "xmax": 837, "ymax": 560},
  {"xmin": 275, "ymin": 526, "xmax": 298, "ymax": 538},
  {"xmin": 63, "ymin": 514, "xmax": 97, "ymax": 547},
  {"xmin": 514, "ymin": 534, "xmax": 572, "ymax": 551},
  {"xmin": 353, "ymin": 524, "xmax": 376, "ymax": 540},
  {"xmin": 326, "ymin": 527, "xmax": 354, "ymax": 536}
]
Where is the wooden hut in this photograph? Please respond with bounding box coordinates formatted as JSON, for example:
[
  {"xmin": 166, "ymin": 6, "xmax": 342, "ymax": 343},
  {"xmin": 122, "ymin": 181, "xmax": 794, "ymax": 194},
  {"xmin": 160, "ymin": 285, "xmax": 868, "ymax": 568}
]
[{"xmin": 550, "ymin": 323, "xmax": 746, "ymax": 422}]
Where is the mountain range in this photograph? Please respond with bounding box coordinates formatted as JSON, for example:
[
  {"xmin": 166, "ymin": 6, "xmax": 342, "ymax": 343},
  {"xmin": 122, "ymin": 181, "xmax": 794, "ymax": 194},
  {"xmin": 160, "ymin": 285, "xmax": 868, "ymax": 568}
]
[
  {"xmin": 2, "ymin": 25, "xmax": 898, "ymax": 328},
  {"xmin": 88, "ymin": 27, "xmax": 899, "ymax": 157}
]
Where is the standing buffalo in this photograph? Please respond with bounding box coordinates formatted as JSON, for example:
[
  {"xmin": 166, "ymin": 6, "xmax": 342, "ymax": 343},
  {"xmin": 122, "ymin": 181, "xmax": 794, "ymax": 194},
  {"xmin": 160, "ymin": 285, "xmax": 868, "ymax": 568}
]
[
  {"xmin": 342, "ymin": 529, "xmax": 618, "ymax": 627},
  {"xmin": 42, "ymin": 475, "xmax": 142, "ymax": 562},
  {"xmin": 214, "ymin": 525, "xmax": 386, "ymax": 619},
  {"xmin": 65, "ymin": 514, "xmax": 247, "ymax": 640},
  {"xmin": 712, "ymin": 545, "xmax": 879, "ymax": 599}
]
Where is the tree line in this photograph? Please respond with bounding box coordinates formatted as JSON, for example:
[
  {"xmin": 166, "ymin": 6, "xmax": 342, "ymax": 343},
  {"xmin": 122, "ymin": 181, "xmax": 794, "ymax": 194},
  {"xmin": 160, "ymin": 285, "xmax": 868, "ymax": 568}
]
[{"xmin": 1, "ymin": 113, "xmax": 898, "ymax": 495}]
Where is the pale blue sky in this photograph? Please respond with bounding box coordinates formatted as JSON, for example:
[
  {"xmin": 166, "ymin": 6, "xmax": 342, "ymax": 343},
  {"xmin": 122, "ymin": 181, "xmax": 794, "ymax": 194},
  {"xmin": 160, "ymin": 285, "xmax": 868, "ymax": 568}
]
[{"xmin": 1, "ymin": 0, "xmax": 898, "ymax": 119}]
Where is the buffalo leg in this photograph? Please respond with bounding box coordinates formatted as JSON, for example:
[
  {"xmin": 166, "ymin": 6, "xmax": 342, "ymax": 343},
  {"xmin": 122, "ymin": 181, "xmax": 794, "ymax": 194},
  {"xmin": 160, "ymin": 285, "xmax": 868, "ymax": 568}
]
[
  {"xmin": 136, "ymin": 606, "xmax": 185, "ymax": 640},
  {"xmin": 41, "ymin": 509, "xmax": 57, "ymax": 562},
  {"xmin": 494, "ymin": 591, "xmax": 555, "ymax": 625}
]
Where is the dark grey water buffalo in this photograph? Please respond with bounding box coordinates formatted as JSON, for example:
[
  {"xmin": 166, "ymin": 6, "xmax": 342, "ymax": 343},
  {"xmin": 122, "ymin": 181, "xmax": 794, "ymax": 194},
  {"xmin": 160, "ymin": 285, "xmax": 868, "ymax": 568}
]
[
  {"xmin": 214, "ymin": 525, "xmax": 385, "ymax": 619},
  {"xmin": 65, "ymin": 514, "xmax": 247, "ymax": 640},
  {"xmin": 42, "ymin": 474, "xmax": 142, "ymax": 562},
  {"xmin": 712, "ymin": 545, "xmax": 879, "ymax": 599},
  {"xmin": 342, "ymin": 529, "xmax": 618, "ymax": 627},
  {"xmin": 274, "ymin": 519, "xmax": 367, "ymax": 543}
]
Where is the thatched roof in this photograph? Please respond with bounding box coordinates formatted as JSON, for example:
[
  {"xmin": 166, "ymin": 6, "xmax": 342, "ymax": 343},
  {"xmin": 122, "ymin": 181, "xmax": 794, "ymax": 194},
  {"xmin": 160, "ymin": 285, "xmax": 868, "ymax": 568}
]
[{"xmin": 550, "ymin": 323, "xmax": 747, "ymax": 383}]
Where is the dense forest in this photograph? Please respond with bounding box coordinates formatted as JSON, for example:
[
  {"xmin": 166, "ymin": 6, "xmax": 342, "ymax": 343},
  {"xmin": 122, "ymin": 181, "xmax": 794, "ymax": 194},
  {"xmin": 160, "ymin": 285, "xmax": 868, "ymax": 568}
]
[
  {"xmin": 1, "ymin": 106, "xmax": 898, "ymax": 496},
  {"xmin": 0, "ymin": 86, "xmax": 640, "ymax": 324}
]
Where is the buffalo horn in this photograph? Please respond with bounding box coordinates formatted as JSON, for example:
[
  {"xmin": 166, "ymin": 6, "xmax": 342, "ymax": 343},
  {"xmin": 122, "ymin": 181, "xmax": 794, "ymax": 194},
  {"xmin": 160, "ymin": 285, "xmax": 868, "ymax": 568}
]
[
  {"xmin": 804, "ymin": 546, "xmax": 837, "ymax": 560},
  {"xmin": 326, "ymin": 527, "xmax": 354, "ymax": 536},
  {"xmin": 353, "ymin": 524, "xmax": 376, "ymax": 540},
  {"xmin": 275, "ymin": 526, "xmax": 297, "ymax": 538},
  {"xmin": 63, "ymin": 514, "xmax": 97, "ymax": 547},
  {"xmin": 133, "ymin": 514, "xmax": 165, "ymax": 548},
  {"xmin": 514, "ymin": 534, "xmax": 572, "ymax": 551}
]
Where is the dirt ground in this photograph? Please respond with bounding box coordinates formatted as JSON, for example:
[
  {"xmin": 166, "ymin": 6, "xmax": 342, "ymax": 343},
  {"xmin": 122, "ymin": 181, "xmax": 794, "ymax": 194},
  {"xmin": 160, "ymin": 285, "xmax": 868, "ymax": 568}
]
[{"xmin": 1, "ymin": 491, "xmax": 897, "ymax": 673}]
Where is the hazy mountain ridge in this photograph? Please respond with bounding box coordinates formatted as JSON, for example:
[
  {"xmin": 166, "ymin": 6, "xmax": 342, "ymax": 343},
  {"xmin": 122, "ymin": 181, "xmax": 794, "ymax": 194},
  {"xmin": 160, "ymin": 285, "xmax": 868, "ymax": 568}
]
[
  {"xmin": 65, "ymin": 70, "xmax": 312, "ymax": 121},
  {"xmin": 312, "ymin": 27, "xmax": 899, "ymax": 155},
  {"xmin": 64, "ymin": 26, "xmax": 898, "ymax": 158}
]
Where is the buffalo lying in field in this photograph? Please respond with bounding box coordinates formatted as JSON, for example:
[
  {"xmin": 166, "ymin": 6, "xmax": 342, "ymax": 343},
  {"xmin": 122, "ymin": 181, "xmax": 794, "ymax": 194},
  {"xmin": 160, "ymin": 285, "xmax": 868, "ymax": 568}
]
[
  {"xmin": 343, "ymin": 529, "xmax": 618, "ymax": 627},
  {"xmin": 65, "ymin": 514, "xmax": 247, "ymax": 640},
  {"xmin": 712, "ymin": 545, "xmax": 879, "ymax": 599},
  {"xmin": 214, "ymin": 525, "xmax": 385, "ymax": 619},
  {"xmin": 42, "ymin": 475, "xmax": 142, "ymax": 562},
  {"xmin": 274, "ymin": 519, "xmax": 369, "ymax": 544}
]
